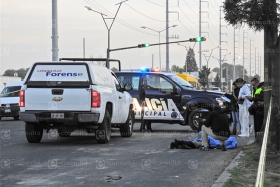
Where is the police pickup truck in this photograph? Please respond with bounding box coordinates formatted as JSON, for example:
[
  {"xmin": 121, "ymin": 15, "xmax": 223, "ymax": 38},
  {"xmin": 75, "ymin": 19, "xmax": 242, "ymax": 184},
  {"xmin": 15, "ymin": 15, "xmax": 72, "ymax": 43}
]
[
  {"xmin": 20, "ymin": 61, "xmax": 134, "ymax": 144},
  {"xmin": 115, "ymin": 71, "xmax": 230, "ymax": 131}
]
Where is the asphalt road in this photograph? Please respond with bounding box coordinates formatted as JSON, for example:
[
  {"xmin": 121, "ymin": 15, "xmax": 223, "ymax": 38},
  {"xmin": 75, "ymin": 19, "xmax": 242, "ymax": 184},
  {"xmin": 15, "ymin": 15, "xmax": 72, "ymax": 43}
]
[{"xmin": 0, "ymin": 117, "xmax": 254, "ymax": 187}]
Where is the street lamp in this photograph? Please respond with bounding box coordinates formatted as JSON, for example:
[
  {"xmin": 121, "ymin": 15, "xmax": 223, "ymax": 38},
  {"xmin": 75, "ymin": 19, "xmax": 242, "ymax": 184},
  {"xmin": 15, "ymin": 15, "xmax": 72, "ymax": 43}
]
[
  {"xmin": 141, "ymin": 25, "xmax": 178, "ymax": 71},
  {"xmin": 85, "ymin": 0, "xmax": 128, "ymax": 68}
]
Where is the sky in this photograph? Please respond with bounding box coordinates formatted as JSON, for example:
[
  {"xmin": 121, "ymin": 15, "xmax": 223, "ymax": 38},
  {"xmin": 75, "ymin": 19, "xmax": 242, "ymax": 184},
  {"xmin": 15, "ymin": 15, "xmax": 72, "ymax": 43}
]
[{"xmin": 1, "ymin": 0, "xmax": 264, "ymax": 79}]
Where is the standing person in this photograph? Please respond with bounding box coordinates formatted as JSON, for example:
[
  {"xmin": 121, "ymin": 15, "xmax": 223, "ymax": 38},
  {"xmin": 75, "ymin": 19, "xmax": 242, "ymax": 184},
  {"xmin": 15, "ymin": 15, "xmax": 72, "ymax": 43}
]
[
  {"xmin": 227, "ymin": 81, "xmax": 241, "ymax": 135},
  {"xmin": 248, "ymin": 77, "xmax": 260, "ymax": 132},
  {"xmin": 248, "ymin": 82, "xmax": 264, "ymax": 138},
  {"xmin": 236, "ymin": 78, "xmax": 252, "ymax": 137},
  {"xmin": 199, "ymin": 105, "xmax": 231, "ymax": 151}
]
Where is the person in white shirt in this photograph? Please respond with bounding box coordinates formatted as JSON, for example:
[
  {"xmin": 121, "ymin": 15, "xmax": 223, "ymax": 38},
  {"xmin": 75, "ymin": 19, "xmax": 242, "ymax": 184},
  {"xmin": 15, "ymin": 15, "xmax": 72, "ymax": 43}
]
[{"xmin": 235, "ymin": 78, "xmax": 252, "ymax": 137}]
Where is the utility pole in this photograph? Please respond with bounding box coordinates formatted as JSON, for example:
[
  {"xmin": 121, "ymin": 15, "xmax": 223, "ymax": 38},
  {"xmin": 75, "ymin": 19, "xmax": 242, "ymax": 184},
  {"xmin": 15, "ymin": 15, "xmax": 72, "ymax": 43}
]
[
  {"xmin": 52, "ymin": 0, "xmax": 58, "ymax": 61},
  {"xmin": 199, "ymin": 0, "xmax": 201, "ymax": 70},
  {"xmin": 255, "ymin": 47, "xmax": 257, "ymax": 76},
  {"xmin": 243, "ymin": 30, "xmax": 248, "ymax": 79},
  {"xmin": 219, "ymin": 6, "xmax": 227, "ymax": 90},
  {"xmin": 166, "ymin": 0, "xmax": 169, "ymax": 72},
  {"xmin": 219, "ymin": 6, "xmax": 221, "ymax": 88},
  {"xmin": 250, "ymin": 38, "xmax": 254, "ymax": 77}
]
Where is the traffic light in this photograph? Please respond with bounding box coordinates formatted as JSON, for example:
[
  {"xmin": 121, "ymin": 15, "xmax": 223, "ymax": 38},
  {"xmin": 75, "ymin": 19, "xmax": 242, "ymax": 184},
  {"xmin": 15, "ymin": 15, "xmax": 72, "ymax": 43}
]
[
  {"xmin": 138, "ymin": 43, "xmax": 150, "ymax": 48},
  {"xmin": 189, "ymin": 37, "xmax": 206, "ymax": 42}
]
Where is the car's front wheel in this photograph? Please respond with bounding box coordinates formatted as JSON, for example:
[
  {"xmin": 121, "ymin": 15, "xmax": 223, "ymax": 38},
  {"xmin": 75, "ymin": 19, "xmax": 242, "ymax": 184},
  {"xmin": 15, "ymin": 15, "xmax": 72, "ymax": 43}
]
[
  {"xmin": 25, "ymin": 123, "xmax": 43, "ymax": 143},
  {"xmin": 188, "ymin": 110, "xmax": 204, "ymax": 131}
]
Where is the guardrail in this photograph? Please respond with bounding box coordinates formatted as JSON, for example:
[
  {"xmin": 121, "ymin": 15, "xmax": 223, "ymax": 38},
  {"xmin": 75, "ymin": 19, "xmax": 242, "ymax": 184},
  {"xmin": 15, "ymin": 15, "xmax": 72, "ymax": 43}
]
[{"xmin": 255, "ymin": 97, "xmax": 273, "ymax": 187}]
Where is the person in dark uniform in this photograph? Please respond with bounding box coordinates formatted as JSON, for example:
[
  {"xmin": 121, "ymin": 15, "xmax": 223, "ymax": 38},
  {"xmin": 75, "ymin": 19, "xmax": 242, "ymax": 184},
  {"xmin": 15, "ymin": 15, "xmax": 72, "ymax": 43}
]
[{"xmin": 248, "ymin": 81, "xmax": 264, "ymax": 138}]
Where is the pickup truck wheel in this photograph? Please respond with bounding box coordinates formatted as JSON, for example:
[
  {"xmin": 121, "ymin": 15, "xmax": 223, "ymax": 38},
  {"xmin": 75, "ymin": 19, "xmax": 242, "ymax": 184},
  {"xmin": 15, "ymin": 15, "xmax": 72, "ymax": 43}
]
[
  {"xmin": 120, "ymin": 109, "xmax": 134, "ymax": 137},
  {"xmin": 57, "ymin": 129, "xmax": 71, "ymax": 137},
  {"xmin": 95, "ymin": 110, "xmax": 111, "ymax": 144},
  {"xmin": 188, "ymin": 110, "xmax": 201, "ymax": 131},
  {"xmin": 25, "ymin": 123, "xmax": 43, "ymax": 143}
]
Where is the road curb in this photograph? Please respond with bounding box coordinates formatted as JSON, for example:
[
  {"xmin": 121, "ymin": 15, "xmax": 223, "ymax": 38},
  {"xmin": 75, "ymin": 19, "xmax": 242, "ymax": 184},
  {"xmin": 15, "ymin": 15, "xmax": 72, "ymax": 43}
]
[{"xmin": 211, "ymin": 139, "xmax": 255, "ymax": 187}]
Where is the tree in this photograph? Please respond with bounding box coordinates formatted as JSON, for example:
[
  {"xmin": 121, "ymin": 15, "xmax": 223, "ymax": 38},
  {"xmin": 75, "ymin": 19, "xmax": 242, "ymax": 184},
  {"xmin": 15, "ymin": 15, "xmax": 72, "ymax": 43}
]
[
  {"xmin": 223, "ymin": 0, "xmax": 280, "ymax": 151},
  {"xmin": 3, "ymin": 68, "xmax": 29, "ymax": 80},
  {"xmin": 186, "ymin": 48, "xmax": 198, "ymax": 72},
  {"xmin": 213, "ymin": 74, "xmax": 221, "ymax": 87},
  {"xmin": 171, "ymin": 65, "xmax": 184, "ymax": 73},
  {"xmin": 198, "ymin": 66, "xmax": 211, "ymax": 90}
]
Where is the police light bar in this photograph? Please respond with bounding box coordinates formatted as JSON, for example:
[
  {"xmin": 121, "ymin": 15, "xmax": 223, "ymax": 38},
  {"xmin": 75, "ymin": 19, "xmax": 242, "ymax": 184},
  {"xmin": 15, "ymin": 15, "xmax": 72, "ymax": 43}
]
[
  {"xmin": 151, "ymin": 67, "xmax": 160, "ymax": 72},
  {"xmin": 140, "ymin": 67, "xmax": 150, "ymax": 72}
]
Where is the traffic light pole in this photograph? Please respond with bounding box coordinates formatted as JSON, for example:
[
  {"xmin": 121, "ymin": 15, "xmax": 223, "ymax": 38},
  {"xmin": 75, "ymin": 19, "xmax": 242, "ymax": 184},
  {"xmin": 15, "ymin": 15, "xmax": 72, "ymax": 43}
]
[{"xmin": 109, "ymin": 39, "xmax": 192, "ymax": 52}]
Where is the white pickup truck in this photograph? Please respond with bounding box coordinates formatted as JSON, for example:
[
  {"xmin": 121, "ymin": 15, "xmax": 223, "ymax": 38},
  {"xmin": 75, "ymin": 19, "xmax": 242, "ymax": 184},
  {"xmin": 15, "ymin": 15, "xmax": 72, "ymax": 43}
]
[{"xmin": 20, "ymin": 61, "xmax": 134, "ymax": 144}]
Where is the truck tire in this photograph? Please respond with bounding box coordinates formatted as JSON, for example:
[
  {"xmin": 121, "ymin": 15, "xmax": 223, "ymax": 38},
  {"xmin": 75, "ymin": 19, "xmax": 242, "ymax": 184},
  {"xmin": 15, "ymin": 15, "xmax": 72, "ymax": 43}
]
[
  {"xmin": 120, "ymin": 109, "xmax": 134, "ymax": 137},
  {"xmin": 188, "ymin": 110, "xmax": 202, "ymax": 131},
  {"xmin": 25, "ymin": 123, "xmax": 43, "ymax": 143},
  {"xmin": 57, "ymin": 129, "xmax": 71, "ymax": 137},
  {"xmin": 95, "ymin": 110, "xmax": 111, "ymax": 144}
]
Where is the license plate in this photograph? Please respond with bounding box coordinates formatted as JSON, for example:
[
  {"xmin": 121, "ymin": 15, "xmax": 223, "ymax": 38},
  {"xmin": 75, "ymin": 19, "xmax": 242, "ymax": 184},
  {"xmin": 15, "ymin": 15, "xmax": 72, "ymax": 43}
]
[
  {"xmin": 51, "ymin": 113, "xmax": 64, "ymax": 119},
  {"xmin": 5, "ymin": 109, "xmax": 11, "ymax": 113}
]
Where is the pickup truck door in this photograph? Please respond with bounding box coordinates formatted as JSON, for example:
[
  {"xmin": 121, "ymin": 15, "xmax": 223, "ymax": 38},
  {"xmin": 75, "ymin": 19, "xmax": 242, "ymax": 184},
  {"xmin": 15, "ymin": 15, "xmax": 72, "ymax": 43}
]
[{"xmin": 139, "ymin": 74, "xmax": 182, "ymax": 121}]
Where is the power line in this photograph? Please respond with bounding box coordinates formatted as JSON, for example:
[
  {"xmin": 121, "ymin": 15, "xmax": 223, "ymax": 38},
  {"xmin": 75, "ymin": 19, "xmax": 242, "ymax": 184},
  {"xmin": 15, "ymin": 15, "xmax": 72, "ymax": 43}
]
[
  {"xmin": 182, "ymin": 0, "xmax": 199, "ymax": 16},
  {"xmin": 178, "ymin": 19, "xmax": 196, "ymax": 36},
  {"xmin": 209, "ymin": 0, "xmax": 220, "ymax": 16},
  {"xmin": 86, "ymin": 0, "xmax": 159, "ymax": 37},
  {"xmin": 125, "ymin": 3, "xmax": 177, "ymax": 22},
  {"xmin": 178, "ymin": 6, "xmax": 198, "ymax": 27},
  {"xmin": 146, "ymin": 0, "xmax": 165, "ymax": 7}
]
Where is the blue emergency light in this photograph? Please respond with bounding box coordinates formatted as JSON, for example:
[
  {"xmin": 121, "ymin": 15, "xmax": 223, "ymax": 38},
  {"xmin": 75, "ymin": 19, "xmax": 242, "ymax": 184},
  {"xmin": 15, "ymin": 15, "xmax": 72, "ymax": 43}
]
[{"xmin": 140, "ymin": 67, "xmax": 150, "ymax": 72}]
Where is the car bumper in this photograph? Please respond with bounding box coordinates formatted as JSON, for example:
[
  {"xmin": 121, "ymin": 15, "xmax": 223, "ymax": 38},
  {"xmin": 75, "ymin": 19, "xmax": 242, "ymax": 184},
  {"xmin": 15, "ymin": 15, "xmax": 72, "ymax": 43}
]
[
  {"xmin": 0, "ymin": 106, "xmax": 20, "ymax": 117},
  {"xmin": 20, "ymin": 111, "xmax": 100, "ymax": 124}
]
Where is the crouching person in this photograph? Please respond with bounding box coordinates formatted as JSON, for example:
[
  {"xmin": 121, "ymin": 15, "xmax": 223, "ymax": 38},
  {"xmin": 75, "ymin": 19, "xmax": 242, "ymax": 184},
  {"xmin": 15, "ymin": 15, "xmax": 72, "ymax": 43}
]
[{"xmin": 200, "ymin": 105, "xmax": 231, "ymax": 151}]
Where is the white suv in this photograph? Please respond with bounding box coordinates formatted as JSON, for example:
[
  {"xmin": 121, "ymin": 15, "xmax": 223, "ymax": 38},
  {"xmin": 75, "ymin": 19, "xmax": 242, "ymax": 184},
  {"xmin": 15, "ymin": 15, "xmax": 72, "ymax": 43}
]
[{"xmin": 20, "ymin": 61, "xmax": 134, "ymax": 143}]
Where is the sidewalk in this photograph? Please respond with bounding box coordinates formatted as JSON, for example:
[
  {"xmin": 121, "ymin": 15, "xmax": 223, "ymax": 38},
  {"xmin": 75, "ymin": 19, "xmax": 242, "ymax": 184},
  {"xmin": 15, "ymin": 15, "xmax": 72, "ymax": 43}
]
[{"xmin": 211, "ymin": 133, "xmax": 255, "ymax": 187}]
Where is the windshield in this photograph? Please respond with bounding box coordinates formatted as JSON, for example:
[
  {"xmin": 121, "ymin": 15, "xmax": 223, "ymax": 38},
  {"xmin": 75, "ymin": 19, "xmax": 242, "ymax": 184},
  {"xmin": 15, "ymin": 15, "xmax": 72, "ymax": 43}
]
[
  {"xmin": 1, "ymin": 86, "xmax": 21, "ymax": 97},
  {"xmin": 167, "ymin": 75, "xmax": 195, "ymax": 90}
]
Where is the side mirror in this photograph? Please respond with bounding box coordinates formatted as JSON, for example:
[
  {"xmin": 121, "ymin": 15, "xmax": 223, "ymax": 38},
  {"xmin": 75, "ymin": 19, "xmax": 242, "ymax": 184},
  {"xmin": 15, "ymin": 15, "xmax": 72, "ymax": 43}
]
[
  {"xmin": 173, "ymin": 86, "xmax": 180, "ymax": 95},
  {"xmin": 124, "ymin": 84, "xmax": 132, "ymax": 91}
]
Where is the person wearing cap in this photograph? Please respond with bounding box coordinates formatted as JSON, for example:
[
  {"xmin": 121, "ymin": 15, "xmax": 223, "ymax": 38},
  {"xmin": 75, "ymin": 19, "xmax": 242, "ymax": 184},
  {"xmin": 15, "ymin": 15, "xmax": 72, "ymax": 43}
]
[
  {"xmin": 199, "ymin": 105, "xmax": 231, "ymax": 151},
  {"xmin": 235, "ymin": 78, "xmax": 252, "ymax": 137}
]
